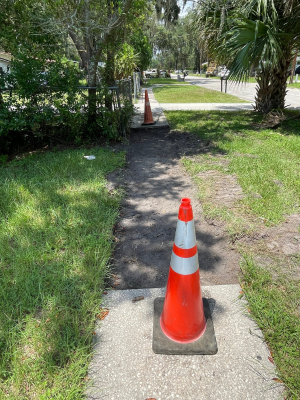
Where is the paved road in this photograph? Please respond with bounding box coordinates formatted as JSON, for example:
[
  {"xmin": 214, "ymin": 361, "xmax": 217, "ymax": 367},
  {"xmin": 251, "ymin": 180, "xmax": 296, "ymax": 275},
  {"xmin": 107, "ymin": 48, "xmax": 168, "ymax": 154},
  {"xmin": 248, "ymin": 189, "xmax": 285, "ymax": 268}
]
[{"xmin": 176, "ymin": 74, "xmax": 300, "ymax": 109}]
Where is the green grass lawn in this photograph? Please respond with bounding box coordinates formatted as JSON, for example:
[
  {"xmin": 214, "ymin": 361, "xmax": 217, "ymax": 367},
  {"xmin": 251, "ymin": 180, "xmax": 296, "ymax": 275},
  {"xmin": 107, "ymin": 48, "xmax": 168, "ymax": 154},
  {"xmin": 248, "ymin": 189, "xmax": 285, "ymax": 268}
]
[
  {"xmin": 0, "ymin": 148, "xmax": 125, "ymax": 399},
  {"xmin": 165, "ymin": 110, "xmax": 300, "ymax": 399},
  {"xmin": 143, "ymin": 77, "xmax": 190, "ymax": 86},
  {"xmin": 153, "ymin": 85, "xmax": 248, "ymax": 103},
  {"xmin": 288, "ymin": 82, "xmax": 300, "ymax": 89},
  {"xmin": 188, "ymin": 73, "xmax": 219, "ymax": 79},
  {"xmin": 187, "ymin": 74, "xmax": 258, "ymax": 83}
]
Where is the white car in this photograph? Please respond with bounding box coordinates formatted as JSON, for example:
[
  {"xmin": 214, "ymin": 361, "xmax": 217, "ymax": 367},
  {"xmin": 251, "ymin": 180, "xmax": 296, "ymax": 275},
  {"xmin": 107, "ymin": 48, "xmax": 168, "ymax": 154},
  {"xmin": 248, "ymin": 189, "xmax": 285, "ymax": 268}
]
[{"xmin": 145, "ymin": 69, "xmax": 158, "ymax": 78}]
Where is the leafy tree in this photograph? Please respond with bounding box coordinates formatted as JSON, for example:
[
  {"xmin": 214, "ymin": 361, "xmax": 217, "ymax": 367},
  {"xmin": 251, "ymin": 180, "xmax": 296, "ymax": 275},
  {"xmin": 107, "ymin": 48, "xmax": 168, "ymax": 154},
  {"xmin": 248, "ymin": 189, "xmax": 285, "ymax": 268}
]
[{"xmin": 0, "ymin": 0, "xmax": 63, "ymax": 55}]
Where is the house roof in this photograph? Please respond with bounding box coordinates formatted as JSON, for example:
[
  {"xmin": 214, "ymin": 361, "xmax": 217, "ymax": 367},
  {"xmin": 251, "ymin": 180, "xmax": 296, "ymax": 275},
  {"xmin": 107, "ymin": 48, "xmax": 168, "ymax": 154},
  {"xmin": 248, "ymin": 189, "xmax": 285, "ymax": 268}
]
[{"xmin": 0, "ymin": 53, "xmax": 12, "ymax": 62}]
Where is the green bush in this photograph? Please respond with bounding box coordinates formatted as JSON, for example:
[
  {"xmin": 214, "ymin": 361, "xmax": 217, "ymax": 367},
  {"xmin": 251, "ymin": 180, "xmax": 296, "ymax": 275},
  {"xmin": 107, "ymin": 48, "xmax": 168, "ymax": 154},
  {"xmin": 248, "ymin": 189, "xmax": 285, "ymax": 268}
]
[{"xmin": 0, "ymin": 52, "xmax": 133, "ymax": 155}]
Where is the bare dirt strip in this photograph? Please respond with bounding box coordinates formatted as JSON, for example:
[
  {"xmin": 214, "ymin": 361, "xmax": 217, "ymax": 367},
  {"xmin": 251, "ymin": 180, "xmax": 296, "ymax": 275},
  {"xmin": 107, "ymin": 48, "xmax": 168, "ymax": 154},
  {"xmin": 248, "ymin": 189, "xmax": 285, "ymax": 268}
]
[{"xmin": 107, "ymin": 128, "xmax": 241, "ymax": 289}]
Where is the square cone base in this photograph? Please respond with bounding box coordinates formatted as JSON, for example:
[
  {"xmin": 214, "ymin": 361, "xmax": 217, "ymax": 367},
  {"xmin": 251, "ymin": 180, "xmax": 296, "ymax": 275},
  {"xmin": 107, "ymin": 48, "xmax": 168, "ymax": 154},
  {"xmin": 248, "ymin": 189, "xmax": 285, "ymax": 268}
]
[
  {"xmin": 141, "ymin": 121, "xmax": 156, "ymax": 126},
  {"xmin": 152, "ymin": 297, "xmax": 218, "ymax": 355}
]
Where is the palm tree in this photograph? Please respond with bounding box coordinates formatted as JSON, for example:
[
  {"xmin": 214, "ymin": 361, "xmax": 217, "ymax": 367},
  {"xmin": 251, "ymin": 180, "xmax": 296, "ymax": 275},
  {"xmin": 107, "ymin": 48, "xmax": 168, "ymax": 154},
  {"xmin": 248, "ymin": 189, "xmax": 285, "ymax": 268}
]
[
  {"xmin": 196, "ymin": 0, "xmax": 300, "ymax": 113},
  {"xmin": 226, "ymin": 0, "xmax": 300, "ymax": 112}
]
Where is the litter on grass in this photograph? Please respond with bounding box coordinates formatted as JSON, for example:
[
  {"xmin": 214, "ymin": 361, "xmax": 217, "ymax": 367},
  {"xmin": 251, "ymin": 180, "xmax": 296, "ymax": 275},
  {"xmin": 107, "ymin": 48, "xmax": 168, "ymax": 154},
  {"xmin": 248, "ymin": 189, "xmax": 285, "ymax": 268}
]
[{"xmin": 84, "ymin": 155, "xmax": 96, "ymax": 160}]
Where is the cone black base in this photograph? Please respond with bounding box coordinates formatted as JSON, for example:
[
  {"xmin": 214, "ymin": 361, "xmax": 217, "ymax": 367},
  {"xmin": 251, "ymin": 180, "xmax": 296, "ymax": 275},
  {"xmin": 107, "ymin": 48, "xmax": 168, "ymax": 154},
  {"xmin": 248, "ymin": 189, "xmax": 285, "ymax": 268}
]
[
  {"xmin": 152, "ymin": 297, "xmax": 218, "ymax": 355},
  {"xmin": 141, "ymin": 121, "xmax": 156, "ymax": 125}
]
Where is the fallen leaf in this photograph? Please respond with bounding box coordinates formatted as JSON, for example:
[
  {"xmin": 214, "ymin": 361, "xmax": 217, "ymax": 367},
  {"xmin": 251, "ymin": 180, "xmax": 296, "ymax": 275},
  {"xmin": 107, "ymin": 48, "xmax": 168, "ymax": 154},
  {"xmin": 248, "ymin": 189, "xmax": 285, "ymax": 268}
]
[
  {"xmin": 114, "ymin": 282, "xmax": 120, "ymax": 286},
  {"xmin": 103, "ymin": 291, "xmax": 108, "ymax": 295},
  {"xmin": 46, "ymin": 318, "xmax": 50, "ymax": 323},
  {"xmin": 272, "ymin": 378, "xmax": 283, "ymax": 383},
  {"xmin": 92, "ymin": 331, "xmax": 96, "ymax": 335},
  {"xmin": 98, "ymin": 308, "xmax": 109, "ymax": 320},
  {"xmin": 132, "ymin": 296, "xmax": 144, "ymax": 302},
  {"xmin": 268, "ymin": 356, "xmax": 274, "ymax": 364}
]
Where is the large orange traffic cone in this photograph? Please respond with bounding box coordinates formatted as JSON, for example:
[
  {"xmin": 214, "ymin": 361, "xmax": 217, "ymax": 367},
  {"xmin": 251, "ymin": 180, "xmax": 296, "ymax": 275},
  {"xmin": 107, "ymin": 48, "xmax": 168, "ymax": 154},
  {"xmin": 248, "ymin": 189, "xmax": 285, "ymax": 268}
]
[
  {"xmin": 152, "ymin": 198, "xmax": 218, "ymax": 355},
  {"xmin": 160, "ymin": 198, "xmax": 206, "ymax": 343},
  {"xmin": 142, "ymin": 90, "xmax": 156, "ymax": 125}
]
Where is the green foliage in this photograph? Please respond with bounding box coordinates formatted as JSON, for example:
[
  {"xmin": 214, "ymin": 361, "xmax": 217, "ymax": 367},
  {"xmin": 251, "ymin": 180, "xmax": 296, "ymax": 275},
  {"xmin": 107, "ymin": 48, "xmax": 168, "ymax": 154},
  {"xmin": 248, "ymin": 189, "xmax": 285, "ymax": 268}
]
[
  {"xmin": 0, "ymin": 147, "xmax": 125, "ymax": 398},
  {"xmin": 0, "ymin": 52, "xmax": 133, "ymax": 154},
  {"xmin": 130, "ymin": 29, "xmax": 153, "ymax": 71},
  {"xmin": 0, "ymin": 0, "xmax": 63, "ymax": 56},
  {"xmin": 241, "ymin": 256, "xmax": 300, "ymax": 399},
  {"xmin": 115, "ymin": 44, "xmax": 140, "ymax": 80}
]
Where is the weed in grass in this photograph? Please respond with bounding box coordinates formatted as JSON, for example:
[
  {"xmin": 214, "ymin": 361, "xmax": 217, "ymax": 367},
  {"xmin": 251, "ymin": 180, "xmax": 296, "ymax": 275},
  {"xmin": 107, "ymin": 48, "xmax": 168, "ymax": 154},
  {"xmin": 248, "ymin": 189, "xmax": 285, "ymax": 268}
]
[{"xmin": 0, "ymin": 148, "xmax": 125, "ymax": 398}]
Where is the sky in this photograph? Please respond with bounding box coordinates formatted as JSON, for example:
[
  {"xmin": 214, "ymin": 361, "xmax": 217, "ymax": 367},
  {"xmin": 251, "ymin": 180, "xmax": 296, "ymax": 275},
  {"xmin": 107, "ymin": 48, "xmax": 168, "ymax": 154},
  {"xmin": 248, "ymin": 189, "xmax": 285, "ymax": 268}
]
[{"xmin": 180, "ymin": 0, "xmax": 194, "ymax": 16}]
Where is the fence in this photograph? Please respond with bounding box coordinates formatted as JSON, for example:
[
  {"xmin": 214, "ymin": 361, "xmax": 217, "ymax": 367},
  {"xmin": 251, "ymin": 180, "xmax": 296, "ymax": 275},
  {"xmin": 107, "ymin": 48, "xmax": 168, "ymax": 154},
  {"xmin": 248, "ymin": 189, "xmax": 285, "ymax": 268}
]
[
  {"xmin": 115, "ymin": 77, "xmax": 132, "ymax": 103},
  {"xmin": 115, "ymin": 72, "xmax": 141, "ymax": 103},
  {"xmin": 132, "ymin": 72, "xmax": 141, "ymax": 102}
]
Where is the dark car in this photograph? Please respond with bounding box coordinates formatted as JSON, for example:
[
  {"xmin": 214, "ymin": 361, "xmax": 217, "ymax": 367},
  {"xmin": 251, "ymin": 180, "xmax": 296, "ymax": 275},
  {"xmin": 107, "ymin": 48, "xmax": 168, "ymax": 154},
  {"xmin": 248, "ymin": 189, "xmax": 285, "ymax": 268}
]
[{"xmin": 295, "ymin": 65, "xmax": 300, "ymax": 75}]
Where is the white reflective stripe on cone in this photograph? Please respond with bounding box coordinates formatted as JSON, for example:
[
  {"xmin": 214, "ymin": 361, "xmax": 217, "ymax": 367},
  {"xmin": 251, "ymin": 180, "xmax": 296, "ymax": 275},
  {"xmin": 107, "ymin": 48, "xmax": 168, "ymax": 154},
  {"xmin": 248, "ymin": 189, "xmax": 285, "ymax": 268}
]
[
  {"xmin": 170, "ymin": 252, "xmax": 199, "ymax": 275},
  {"xmin": 174, "ymin": 219, "xmax": 196, "ymax": 250}
]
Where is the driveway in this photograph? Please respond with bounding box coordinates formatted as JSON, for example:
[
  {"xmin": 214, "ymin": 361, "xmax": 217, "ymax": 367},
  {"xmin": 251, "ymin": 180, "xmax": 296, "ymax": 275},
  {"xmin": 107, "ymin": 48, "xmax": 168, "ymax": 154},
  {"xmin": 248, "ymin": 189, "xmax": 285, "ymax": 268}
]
[{"xmin": 178, "ymin": 74, "xmax": 300, "ymax": 109}]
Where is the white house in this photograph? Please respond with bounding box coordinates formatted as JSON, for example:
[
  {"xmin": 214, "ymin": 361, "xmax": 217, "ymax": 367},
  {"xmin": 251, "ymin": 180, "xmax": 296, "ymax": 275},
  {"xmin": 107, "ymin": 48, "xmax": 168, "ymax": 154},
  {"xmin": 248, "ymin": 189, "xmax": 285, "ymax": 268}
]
[{"xmin": 0, "ymin": 53, "xmax": 12, "ymax": 73}]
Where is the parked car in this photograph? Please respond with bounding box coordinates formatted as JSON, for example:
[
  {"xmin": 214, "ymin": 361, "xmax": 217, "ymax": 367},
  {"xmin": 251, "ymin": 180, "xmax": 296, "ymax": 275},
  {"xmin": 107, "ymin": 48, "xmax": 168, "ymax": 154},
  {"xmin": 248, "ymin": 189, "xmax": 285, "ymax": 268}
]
[
  {"xmin": 145, "ymin": 69, "xmax": 158, "ymax": 78},
  {"xmin": 205, "ymin": 62, "xmax": 218, "ymax": 77},
  {"xmin": 295, "ymin": 65, "xmax": 300, "ymax": 75}
]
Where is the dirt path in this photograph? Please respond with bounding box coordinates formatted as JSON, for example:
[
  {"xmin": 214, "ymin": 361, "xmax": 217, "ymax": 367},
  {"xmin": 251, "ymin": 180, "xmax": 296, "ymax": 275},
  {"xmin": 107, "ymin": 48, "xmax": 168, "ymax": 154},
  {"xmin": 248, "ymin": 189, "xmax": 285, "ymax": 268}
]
[{"xmin": 109, "ymin": 128, "xmax": 241, "ymax": 289}]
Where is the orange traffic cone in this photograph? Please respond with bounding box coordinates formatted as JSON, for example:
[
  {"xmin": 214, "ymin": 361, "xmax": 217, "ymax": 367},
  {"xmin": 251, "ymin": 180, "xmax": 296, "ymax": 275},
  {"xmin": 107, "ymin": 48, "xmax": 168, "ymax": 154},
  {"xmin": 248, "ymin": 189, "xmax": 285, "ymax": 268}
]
[
  {"xmin": 142, "ymin": 90, "xmax": 156, "ymax": 125},
  {"xmin": 160, "ymin": 198, "xmax": 206, "ymax": 343},
  {"xmin": 152, "ymin": 198, "xmax": 218, "ymax": 355}
]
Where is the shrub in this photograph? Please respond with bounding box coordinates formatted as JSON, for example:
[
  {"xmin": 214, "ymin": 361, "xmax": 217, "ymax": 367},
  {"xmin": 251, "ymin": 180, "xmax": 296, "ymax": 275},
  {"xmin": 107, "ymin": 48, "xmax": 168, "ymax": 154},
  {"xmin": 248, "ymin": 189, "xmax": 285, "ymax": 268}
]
[{"xmin": 0, "ymin": 52, "xmax": 133, "ymax": 155}]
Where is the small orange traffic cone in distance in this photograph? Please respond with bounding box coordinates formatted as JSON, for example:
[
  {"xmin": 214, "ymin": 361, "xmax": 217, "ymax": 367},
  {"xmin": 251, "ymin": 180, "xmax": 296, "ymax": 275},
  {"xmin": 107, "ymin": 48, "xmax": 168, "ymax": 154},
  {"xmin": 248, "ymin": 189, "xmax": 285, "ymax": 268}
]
[
  {"xmin": 142, "ymin": 90, "xmax": 156, "ymax": 125},
  {"xmin": 152, "ymin": 198, "xmax": 218, "ymax": 355},
  {"xmin": 160, "ymin": 198, "xmax": 206, "ymax": 343}
]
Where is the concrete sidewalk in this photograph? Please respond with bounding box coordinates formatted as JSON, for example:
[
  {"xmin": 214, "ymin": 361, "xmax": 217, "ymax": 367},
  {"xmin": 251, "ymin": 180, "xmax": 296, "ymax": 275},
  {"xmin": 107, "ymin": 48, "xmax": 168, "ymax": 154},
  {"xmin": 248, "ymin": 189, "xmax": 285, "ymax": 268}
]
[
  {"xmin": 87, "ymin": 285, "xmax": 283, "ymax": 400},
  {"xmin": 131, "ymin": 88, "xmax": 169, "ymax": 129},
  {"xmin": 160, "ymin": 103, "xmax": 253, "ymax": 111},
  {"xmin": 130, "ymin": 87, "xmax": 254, "ymax": 128}
]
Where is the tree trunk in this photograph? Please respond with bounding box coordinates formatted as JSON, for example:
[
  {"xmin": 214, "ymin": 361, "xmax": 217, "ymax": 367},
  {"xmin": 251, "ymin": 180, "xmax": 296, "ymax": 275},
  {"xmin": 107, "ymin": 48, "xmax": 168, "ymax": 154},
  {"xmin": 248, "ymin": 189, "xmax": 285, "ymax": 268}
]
[
  {"xmin": 289, "ymin": 50, "xmax": 297, "ymax": 84},
  {"xmin": 255, "ymin": 50, "xmax": 292, "ymax": 113},
  {"xmin": 269, "ymin": 52, "xmax": 292, "ymax": 110},
  {"xmin": 87, "ymin": 65, "xmax": 97, "ymax": 124},
  {"xmin": 104, "ymin": 48, "xmax": 115, "ymax": 111},
  {"xmin": 254, "ymin": 68, "xmax": 273, "ymax": 113},
  {"xmin": 199, "ymin": 48, "xmax": 202, "ymax": 74}
]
